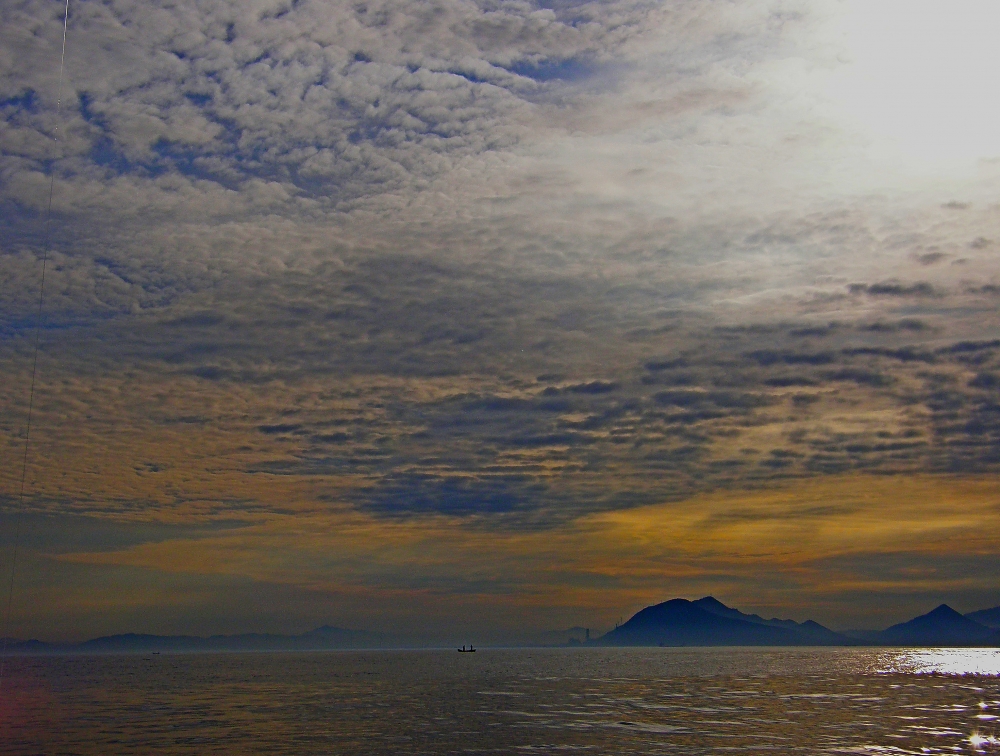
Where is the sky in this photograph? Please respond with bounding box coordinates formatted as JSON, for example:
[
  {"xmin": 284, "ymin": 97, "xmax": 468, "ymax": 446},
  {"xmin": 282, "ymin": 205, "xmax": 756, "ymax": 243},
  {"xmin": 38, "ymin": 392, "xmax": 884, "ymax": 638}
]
[{"xmin": 2, "ymin": 0, "xmax": 1000, "ymax": 643}]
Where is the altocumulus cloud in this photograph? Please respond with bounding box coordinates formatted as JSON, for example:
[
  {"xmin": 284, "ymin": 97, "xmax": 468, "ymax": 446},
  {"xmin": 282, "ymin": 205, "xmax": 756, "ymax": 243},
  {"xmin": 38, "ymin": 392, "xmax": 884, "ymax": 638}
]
[{"xmin": 1, "ymin": 0, "xmax": 659, "ymax": 219}]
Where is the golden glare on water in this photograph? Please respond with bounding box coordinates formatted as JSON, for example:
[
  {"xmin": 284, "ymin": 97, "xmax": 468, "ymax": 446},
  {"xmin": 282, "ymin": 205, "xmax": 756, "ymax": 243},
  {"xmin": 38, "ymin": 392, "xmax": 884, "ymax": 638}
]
[
  {"xmin": 826, "ymin": 0, "xmax": 1000, "ymax": 173},
  {"xmin": 879, "ymin": 648, "xmax": 1000, "ymax": 676},
  {"xmin": 872, "ymin": 650, "xmax": 1000, "ymax": 753},
  {"xmin": 965, "ymin": 707, "xmax": 995, "ymax": 751},
  {"xmin": 971, "ymin": 733, "xmax": 1000, "ymax": 752}
]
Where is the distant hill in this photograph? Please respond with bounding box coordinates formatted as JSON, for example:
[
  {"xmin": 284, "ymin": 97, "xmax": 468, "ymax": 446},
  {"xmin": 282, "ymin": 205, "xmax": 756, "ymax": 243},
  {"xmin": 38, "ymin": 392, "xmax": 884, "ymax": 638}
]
[
  {"xmin": 6, "ymin": 600, "xmax": 1000, "ymax": 653},
  {"xmin": 594, "ymin": 597, "xmax": 847, "ymax": 647},
  {"xmin": 692, "ymin": 597, "xmax": 845, "ymax": 644},
  {"xmin": 966, "ymin": 605, "xmax": 1000, "ymax": 629},
  {"xmin": 3, "ymin": 625, "xmax": 385, "ymax": 654},
  {"xmin": 876, "ymin": 605, "xmax": 995, "ymax": 646}
]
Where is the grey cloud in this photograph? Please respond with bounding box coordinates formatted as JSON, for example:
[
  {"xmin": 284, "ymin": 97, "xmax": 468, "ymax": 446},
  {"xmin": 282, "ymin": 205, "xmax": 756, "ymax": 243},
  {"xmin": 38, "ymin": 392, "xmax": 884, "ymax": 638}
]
[
  {"xmin": 8, "ymin": 232, "xmax": 1000, "ymax": 530},
  {"xmin": 857, "ymin": 319, "xmax": 928, "ymax": 333},
  {"xmin": 365, "ymin": 471, "xmax": 547, "ymax": 517},
  {"xmin": 1, "ymin": 0, "xmax": 660, "ymax": 219},
  {"xmin": 913, "ymin": 251, "xmax": 946, "ymax": 265},
  {"xmin": 105, "ymin": 285, "xmax": 1000, "ymax": 522},
  {"xmin": 848, "ymin": 281, "xmax": 939, "ymax": 297}
]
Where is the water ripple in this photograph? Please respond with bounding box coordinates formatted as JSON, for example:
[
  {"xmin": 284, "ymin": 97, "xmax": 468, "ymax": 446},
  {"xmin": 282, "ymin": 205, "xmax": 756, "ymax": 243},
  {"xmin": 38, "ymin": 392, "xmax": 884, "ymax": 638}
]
[{"xmin": 0, "ymin": 648, "xmax": 997, "ymax": 754}]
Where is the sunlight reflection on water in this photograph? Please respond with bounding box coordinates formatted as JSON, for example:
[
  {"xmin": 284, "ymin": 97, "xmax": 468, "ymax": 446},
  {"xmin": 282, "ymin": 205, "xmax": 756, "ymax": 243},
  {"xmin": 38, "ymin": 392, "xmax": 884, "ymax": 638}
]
[
  {"xmin": 878, "ymin": 649, "xmax": 1000, "ymax": 676},
  {"xmin": 872, "ymin": 649, "xmax": 1000, "ymax": 754}
]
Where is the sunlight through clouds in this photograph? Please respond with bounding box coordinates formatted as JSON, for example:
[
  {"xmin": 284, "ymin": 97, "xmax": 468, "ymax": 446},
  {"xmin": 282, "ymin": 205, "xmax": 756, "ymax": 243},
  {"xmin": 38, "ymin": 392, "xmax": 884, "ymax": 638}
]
[{"xmin": 825, "ymin": 0, "xmax": 1000, "ymax": 173}]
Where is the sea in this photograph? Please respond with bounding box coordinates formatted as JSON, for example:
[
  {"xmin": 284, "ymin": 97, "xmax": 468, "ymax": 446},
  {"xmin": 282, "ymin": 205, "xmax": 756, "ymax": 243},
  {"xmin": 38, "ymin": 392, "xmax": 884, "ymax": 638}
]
[{"xmin": 2, "ymin": 647, "xmax": 999, "ymax": 754}]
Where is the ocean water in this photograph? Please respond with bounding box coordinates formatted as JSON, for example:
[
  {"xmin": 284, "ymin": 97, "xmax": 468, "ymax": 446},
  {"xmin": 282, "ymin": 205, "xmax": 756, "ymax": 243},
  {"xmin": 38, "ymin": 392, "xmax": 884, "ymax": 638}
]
[{"xmin": 2, "ymin": 647, "xmax": 999, "ymax": 754}]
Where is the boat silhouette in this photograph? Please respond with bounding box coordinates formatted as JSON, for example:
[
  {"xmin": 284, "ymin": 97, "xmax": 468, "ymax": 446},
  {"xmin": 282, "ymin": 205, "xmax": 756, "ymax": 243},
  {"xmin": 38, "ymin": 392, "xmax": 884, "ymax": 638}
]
[{"xmin": 457, "ymin": 644, "xmax": 476, "ymax": 652}]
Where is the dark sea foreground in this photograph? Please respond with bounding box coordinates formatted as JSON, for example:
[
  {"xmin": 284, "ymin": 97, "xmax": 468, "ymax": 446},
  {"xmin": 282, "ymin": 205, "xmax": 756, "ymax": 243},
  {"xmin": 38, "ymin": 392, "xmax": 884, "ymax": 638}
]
[{"xmin": 2, "ymin": 647, "xmax": 999, "ymax": 754}]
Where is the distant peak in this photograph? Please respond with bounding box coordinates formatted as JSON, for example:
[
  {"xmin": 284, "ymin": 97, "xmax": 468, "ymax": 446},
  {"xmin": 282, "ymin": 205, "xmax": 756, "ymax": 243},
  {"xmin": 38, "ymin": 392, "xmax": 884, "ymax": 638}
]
[
  {"xmin": 694, "ymin": 596, "xmax": 729, "ymax": 609},
  {"xmin": 926, "ymin": 604, "xmax": 961, "ymax": 618},
  {"xmin": 654, "ymin": 598, "xmax": 693, "ymax": 607}
]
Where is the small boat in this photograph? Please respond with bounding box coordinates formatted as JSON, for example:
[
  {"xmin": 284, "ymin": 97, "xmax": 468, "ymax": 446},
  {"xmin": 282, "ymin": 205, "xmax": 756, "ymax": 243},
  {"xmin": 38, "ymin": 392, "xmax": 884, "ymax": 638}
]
[{"xmin": 457, "ymin": 644, "xmax": 476, "ymax": 653}]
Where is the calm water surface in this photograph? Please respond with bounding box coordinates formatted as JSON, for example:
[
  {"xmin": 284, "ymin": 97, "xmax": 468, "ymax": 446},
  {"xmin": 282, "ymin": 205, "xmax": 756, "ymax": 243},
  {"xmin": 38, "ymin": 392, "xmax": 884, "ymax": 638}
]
[{"xmin": 2, "ymin": 647, "xmax": 999, "ymax": 754}]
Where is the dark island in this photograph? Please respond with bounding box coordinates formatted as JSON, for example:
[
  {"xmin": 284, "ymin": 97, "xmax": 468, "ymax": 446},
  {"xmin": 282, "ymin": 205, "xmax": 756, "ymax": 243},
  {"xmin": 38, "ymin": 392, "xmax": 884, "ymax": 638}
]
[{"xmin": 593, "ymin": 596, "xmax": 1000, "ymax": 647}]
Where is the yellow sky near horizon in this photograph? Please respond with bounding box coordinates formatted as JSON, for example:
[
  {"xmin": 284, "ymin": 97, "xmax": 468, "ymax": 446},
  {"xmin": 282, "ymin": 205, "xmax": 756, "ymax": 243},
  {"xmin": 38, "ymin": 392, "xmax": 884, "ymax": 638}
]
[
  {"xmin": 4, "ymin": 352, "xmax": 1000, "ymax": 638},
  {"xmin": 35, "ymin": 472, "xmax": 1000, "ymax": 636}
]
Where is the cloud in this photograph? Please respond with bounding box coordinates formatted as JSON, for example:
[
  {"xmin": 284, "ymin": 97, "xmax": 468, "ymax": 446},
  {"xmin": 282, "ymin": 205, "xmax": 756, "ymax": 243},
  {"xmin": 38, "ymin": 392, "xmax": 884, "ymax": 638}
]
[
  {"xmin": 9, "ymin": 285, "xmax": 1000, "ymax": 534},
  {"xmin": 848, "ymin": 281, "xmax": 939, "ymax": 297},
  {"xmin": 4, "ymin": 0, "xmax": 1000, "ymax": 635},
  {"xmin": 1, "ymin": 0, "xmax": 666, "ymax": 222}
]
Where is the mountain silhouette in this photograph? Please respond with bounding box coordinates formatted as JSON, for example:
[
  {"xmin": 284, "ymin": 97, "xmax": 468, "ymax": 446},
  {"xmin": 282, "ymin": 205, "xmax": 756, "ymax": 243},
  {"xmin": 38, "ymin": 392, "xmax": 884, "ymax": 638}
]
[
  {"xmin": 595, "ymin": 597, "xmax": 846, "ymax": 646},
  {"xmin": 5, "ymin": 600, "xmax": 1000, "ymax": 653},
  {"xmin": 5, "ymin": 626, "xmax": 384, "ymax": 654},
  {"xmin": 876, "ymin": 604, "xmax": 994, "ymax": 646},
  {"xmin": 692, "ymin": 597, "xmax": 845, "ymax": 644},
  {"xmin": 965, "ymin": 605, "xmax": 1000, "ymax": 629}
]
